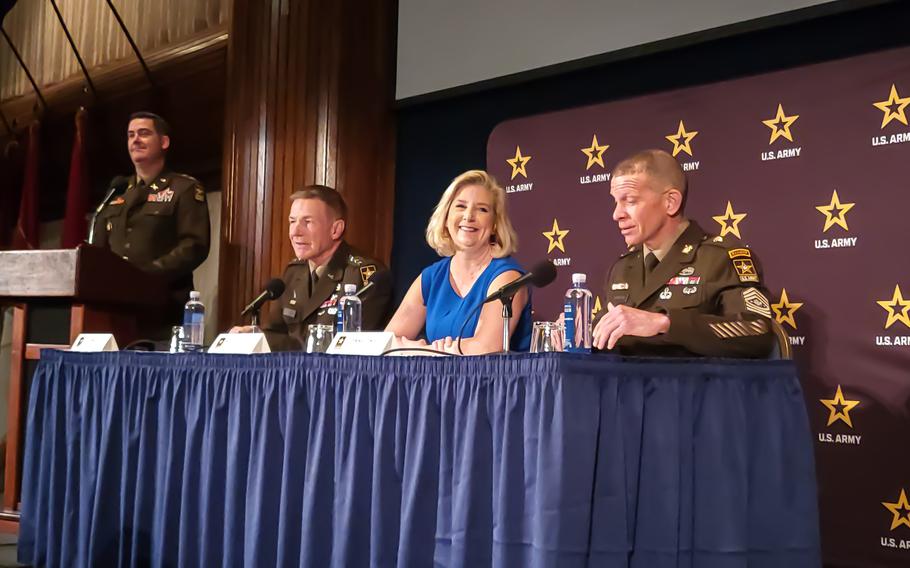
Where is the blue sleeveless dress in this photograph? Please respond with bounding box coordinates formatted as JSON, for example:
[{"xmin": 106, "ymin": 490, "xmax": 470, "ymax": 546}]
[{"xmin": 420, "ymin": 256, "xmax": 533, "ymax": 351}]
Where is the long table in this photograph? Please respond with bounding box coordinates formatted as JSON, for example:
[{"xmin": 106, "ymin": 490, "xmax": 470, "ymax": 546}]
[{"xmin": 19, "ymin": 351, "xmax": 820, "ymax": 567}]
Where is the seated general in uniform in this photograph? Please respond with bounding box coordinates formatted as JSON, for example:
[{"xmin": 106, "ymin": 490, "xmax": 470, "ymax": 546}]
[
  {"xmin": 232, "ymin": 185, "xmax": 392, "ymax": 351},
  {"xmin": 92, "ymin": 111, "xmax": 210, "ymax": 335},
  {"xmin": 593, "ymin": 149, "xmax": 775, "ymax": 357},
  {"xmin": 386, "ymin": 170, "xmax": 532, "ymax": 354}
]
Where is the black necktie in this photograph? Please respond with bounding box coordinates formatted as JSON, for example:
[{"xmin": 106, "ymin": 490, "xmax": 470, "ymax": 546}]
[
  {"xmin": 309, "ymin": 269, "xmax": 319, "ymax": 297},
  {"xmin": 644, "ymin": 252, "xmax": 659, "ymax": 273}
]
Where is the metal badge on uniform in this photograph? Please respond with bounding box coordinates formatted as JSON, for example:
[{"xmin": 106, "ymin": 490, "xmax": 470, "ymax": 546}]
[
  {"xmin": 681, "ymin": 244, "xmax": 694, "ymax": 254},
  {"xmin": 679, "ymin": 266, "xmax": 695, "ymax": 276},
  {"xmin": 349, "ymin": 254, "xmax": 363, "ymax": 266},
  {"xmin": 106, "ymin": 221, "xmax": 112, "ymax": 231},
  {"xmin": 327, "ymin": 307, "xmax": 337, "ymax": 315},
  {"xmin": 194, "ymin": 187, "xmax": 205, "ymax": 202},
  {"xmin": 660, "ymin": 287, "xmax": 672, "ymax": 300},
  {"xmin": 282, "ymin": 307, "xmax": 297, "ymax": 318},
  {"xmin": 713, "ymin": 236, "xmax": 724, "ymax": 243},
  {"xmin": 611, "ymin": 282, "xmax": 629, "ymax": 291},
  {"xmin": 743, "ymin": 288, "xmax": 772, "ymax": 318},
  {"xmin": 360, "ymin": 265, "xmax": 376, "ymax": 285},
  {"xmin": 683, "ymin": 286, "xmax": 698, "ymax": 295}
]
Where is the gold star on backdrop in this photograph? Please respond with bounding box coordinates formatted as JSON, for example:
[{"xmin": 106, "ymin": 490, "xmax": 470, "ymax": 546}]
[
  {"xmin": 542, "ymin": 219, "xmax": 569, "ymax": 254},
  {"xmin": 762, "ymin": 103, "xmax": 800, "ymax": 144},
  {"xmin": 882, "ymin": 489, "xmax": 910, "ymax": 531},
  {"xmin": 506, "ymin": 146, "xmax": 532, "ymax": 180},
  {"xmin": 771, "ymin": 288, "xmax": 803, "ymax": 330},
  {"xmin": 820, "ymin": 385, "xmax": 860, "ymax": 428},
  {"xmin": 815, "ymin": 190, "xmax": 855, "ymax": 232},
  {"xmin": 580, "ymin": 134, "xmax": 609, "ymax": 170},
  {"xmin": 877, "ymin": 285, "xmax": 910, "ymax": 329},
  {"xmin": 665, "ymin": 120, "xmax": 698, "ymax": 157},
  {"xmin": 873, "ymin": 84, "xmax": 910, "ymax": 129},
  {"xmin": 712, "ymin": 201, "xmax": 747, "ymax": 238}
]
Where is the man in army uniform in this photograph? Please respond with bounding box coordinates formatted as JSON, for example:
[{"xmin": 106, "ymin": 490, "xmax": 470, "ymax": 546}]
[
  {"xmin": 93, "ymin": 112, "xmax": 210, "ymax": 333},
  {"xmin": 593, "ymin": 149, "xmax": 775, "ymax": 357},
  {"xmin": 232, "ymin": 185, "xmax": 392, "ymax": 351}
]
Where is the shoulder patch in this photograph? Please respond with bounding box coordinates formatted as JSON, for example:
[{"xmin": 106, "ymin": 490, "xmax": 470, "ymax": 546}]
[
  {"xmin": 731, "ymin": 256, "xmax": 759, "ymax": 282},
  {"xmin": 728, "ymin": 248, "xmax": 751, "ymax": 259},
  {"xmin": 360, "ymin": 265, "xmax": 377, "ymax": 285}
]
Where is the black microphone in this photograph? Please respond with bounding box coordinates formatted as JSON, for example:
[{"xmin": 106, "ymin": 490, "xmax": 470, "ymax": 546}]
[
  {"xmin": 240, "ymin": 278, "xmax": 286, "ymax": 317},
  {"xmin": 483, "ymin": 260, "xmax": 558, "ymax": 304},
  {"xmin": 87, "ymin": 176, "xmax": 131, "ymax": 244}
]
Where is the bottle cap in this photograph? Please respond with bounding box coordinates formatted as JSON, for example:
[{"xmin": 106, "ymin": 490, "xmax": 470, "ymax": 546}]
[
  {"xmin": 571, "ymin": 273, "xmax": 586, "ymax": 284},
  {"xmin": 344, "ymin": 283, "xmax": 357, "ymax": 294},
  {"xmin": 189, "ymin": 290, "xmax": 201, "ymax": 300}
]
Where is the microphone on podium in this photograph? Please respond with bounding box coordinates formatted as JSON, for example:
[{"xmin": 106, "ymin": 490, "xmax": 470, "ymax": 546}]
[
  {"xmin": 240, "ymin": 278, "xmax": 286, "ymax": 317},
  {"xmin": 483, "ymin": 260, "xmax": 558, "ymax": 304}
]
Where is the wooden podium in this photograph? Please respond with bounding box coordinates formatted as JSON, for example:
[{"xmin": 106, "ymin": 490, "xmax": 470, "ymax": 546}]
[{"xmin": 0, "ymin": 245, "xmax": 168, "ymax": 530}]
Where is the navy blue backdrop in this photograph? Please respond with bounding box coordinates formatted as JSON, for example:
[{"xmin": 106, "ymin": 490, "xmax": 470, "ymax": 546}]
[{"xmin": 389, "ymin": 2, "xmax": 910, "ymax": 305}]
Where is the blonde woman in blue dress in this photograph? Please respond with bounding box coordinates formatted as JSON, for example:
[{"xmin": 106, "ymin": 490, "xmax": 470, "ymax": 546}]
[{"xmin": 386, "ymin": 170, "xmax": 532, "ymax": 354}]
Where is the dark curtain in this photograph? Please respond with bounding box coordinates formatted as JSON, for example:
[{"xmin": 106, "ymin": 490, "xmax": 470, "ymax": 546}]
[{"xmin": 20, "ymin": 351, "xmax": 820, "ymax": 567}]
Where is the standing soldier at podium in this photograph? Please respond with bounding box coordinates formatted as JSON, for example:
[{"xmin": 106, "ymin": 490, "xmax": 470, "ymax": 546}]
[{"xmin": 92, "ymin": 112, "xmax": 211, "ymax": 333}]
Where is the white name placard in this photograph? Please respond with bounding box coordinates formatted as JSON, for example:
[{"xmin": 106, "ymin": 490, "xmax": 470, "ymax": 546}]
[
  {"xmin": 70, "ymin": 333, "xmax": 119, "ymax": 352},
  {"xmin": 208, "ymin": 333, "xmax": 271, "ymax": 354},
  {"xmin": 327, "ymin": 331, "xmax": 394, "ymax": 356}
]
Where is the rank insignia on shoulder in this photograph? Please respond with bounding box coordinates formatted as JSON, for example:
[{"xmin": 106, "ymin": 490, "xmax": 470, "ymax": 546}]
[
  {"xmin": 681, "ymin": 244, "xmax": 694, "ymax": 254},
  {"xmin": 194, "ymin": 187, "xmax": 205, "ymax": 202},
  {"xmin": 611, "ymin": 282, "xmax": 629, "ymax": 290},
  {"xmin": 679, "ymin": 266, "xmax": 695, "ymax": 276},
  {"xmin": 742, "ymin": 288, "xmax": 771, "ymax": 318},
  {"xmin": 732, "ymin": 258, "xmax": 759, "ymax": 282},
  {"xmin": 728, "ymin": 248, "xmax": 751, "ymax": 259},
  {"xmin": 360, "ymin": 265, "xmax": 377, "ymax": 285}
]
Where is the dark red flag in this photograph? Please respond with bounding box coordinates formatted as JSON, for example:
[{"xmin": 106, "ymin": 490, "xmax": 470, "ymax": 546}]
[
  {"xmin": 11, "ymin": 120, "xmax": 40, "ymax": 250},
  {"xmin": 62, "ymin": 108, "xmax": 90, "ymax": 248}
]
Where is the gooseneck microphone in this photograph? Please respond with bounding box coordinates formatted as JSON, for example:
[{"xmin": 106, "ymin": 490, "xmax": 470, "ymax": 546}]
[
  {"xmin": 240, "ymin": 278, "xmax": 286, "ymax": 317},
  {"xmin": 483, "ymin": 260, "xmax": 558, "ymax": 304},
  {"xmin": 87, "ymin": 176, "xmax": 131, "ymax": 244}
]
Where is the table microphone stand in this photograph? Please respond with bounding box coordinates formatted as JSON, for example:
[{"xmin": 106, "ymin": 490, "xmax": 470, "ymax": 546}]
[
  {"xmin": 250, "ymin": 309, "xmax": 262, "ymax": 333},
  {"xmin": 500, "ymin": 296, "xmax": 514, "ymax": 353}
]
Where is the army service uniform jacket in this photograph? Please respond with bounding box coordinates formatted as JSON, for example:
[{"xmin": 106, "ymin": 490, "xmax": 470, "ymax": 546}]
[
  {"xmin": 598, "ymin": 221, "xmax": 775, "ymax": 358},
  {"xmin": 93, "ymin": 170, "xmax": 211, "ymax": 309},
  {"xmin": 262, "ymin": 242, "xmax": 392, "ymax": 351}
]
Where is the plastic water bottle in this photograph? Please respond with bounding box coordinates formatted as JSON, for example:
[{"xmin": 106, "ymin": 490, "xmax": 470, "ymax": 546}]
[
  {"xmin": 336, "ymin": 283, "xmax": 362, "ymax": 333},
  {"xmin": 564, "ymin": 273, "xmax": 593, "ymax": 353},
  {"xmin": 182, "ymin": 290, "xmax": 205, "ymax": 352}
]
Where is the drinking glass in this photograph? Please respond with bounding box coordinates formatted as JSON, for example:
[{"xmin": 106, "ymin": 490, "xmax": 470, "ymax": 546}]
[
  {"xmin": 530, "ymin": 321, "xmax": 564, "ymax": 353},
  {"xmin": 306, "ymin": 324, "xmax": 335, "ymax": 353}
]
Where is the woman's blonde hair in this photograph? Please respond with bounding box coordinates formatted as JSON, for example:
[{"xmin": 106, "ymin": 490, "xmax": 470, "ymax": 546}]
[{"xmin": 425, "ymin": 169, "xmax": 519, "ymax": 258}]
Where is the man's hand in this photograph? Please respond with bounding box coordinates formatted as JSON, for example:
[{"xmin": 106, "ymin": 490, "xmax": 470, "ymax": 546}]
[
  {"xmin": 229, "ymin": 325, "xmax": 257, "ymax": 334},
  {"xmin": 593, "ymin": 302, "xmax": 670, "ymax": 350}
]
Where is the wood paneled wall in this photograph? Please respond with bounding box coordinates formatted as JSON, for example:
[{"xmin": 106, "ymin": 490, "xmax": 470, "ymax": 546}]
[{"xmin": 218, "ymin": 0, "xmax": 397, "ymax": 327}]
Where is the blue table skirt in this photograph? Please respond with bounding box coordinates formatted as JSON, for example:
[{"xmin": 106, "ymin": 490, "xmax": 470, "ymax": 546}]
[{"xmin": 19, "ymin": 351, "xmax": 820, "ymax": 567}]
